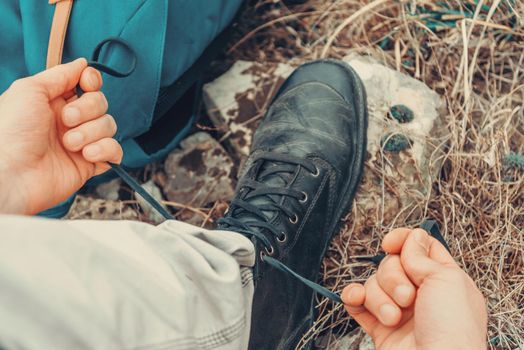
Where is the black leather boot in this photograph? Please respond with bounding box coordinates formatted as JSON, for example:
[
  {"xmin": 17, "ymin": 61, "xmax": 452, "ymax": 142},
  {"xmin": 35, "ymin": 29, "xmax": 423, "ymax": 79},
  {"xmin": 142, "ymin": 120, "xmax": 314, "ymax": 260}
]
[{"xmin": 218, "ymin": 59, "xmax": 368, "ymax": 350}]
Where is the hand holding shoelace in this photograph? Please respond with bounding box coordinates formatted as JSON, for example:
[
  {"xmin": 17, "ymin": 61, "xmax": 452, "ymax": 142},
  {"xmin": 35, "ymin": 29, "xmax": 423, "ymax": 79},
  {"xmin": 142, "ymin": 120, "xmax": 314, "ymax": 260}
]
[
  {"xmin": 342, "ymin": 228, "xmax": 487, "ymax": 350},
  {"xmin": 0, "ymin": 58, "xmax": 122, "ymax": 215}
]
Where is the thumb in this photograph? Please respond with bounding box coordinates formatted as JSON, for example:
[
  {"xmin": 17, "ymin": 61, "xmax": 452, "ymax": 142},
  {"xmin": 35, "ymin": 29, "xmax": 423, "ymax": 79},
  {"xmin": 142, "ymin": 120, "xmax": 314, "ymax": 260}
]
[
  {"xmin": 31, "ymin": 58, "xmax": 88, "ymax": 100},
  {"xmin": 400, "ymin": 229, "xmax": 442, "ymax": 287}
]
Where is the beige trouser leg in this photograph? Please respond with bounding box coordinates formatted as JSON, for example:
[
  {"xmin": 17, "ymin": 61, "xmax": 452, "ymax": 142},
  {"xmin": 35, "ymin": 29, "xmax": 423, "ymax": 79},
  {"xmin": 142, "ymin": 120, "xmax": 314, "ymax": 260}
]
[{"xmin": 0, "ymin": 215, "xmax": 255, "ymax": 350}]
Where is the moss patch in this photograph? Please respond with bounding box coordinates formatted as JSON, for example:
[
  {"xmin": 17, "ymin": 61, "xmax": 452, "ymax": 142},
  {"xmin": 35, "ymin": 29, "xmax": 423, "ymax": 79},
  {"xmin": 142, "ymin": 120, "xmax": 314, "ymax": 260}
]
[
  {"xmin": 389, "ymin": 104, "xmax": 414, "ymax": 123},
  {"xmin": 381, "ymin": 134, "xmax": 412, "ymax": 152}
]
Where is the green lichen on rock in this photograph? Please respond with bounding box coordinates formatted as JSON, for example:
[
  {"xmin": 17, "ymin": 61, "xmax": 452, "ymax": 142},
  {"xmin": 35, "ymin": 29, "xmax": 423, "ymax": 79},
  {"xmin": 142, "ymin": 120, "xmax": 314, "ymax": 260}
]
[
  {"xmin": 503, "ymin": 152, "xmax": 524, "ymax": 170},
  {"xmin": 389, "ymin": 104, "xmax": 415, "ymax": 123},
  {"xmin": 381, "ymin": 134, "xmax": 412, "ymax": 152}
]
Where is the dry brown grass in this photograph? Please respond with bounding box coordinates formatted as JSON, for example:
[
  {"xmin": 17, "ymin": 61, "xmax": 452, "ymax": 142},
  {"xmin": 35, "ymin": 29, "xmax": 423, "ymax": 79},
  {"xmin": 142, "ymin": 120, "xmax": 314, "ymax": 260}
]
[{"xmin": 227, "ymin": 0, "xmax": 523, "ymax": 348}]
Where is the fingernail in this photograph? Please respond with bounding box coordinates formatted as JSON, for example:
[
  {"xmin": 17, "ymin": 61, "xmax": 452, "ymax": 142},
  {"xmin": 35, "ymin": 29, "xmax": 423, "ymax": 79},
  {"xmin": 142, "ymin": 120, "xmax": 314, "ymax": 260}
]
[
  {"xmin": 393, "ymin": 284, "xmax": 413, "ymax": 307},
  {"xmin": 66, "ymin": 131, "xmax": 84, "ymax": 148},
  {"xmin": 414, "ymin": 229, "xmax": 429, "ymax": 251},
  {"xmin": 64, "ymin": 107, "xmax": 80, "ymax": 125},
  {"xmin": 346, "ymin": 288, "xmax": 356, "ymax": 303},
  {"xmin": 84, "ymin": 144, "xmax": 101, "ymax": 158},
  {"xmin": 87, "ymin": 69, "xmax": 100, "ymax": 88},
  {"xmin": 379, "ymin": 303, "xmax": 398, "ymax": 324}
]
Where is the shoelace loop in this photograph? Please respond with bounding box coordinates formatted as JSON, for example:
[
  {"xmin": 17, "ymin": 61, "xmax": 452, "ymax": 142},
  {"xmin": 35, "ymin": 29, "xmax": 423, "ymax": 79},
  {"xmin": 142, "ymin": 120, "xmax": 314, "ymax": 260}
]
[
  {"xmin": 218, "ymin": 153, "xmax": 345, "ymax": 303},
  {"xmin": 218, "ymin": 153, "xmax": 318, "ymax": 251},
  {"xmin": 76, "ymin": 37, "xmax": 174, "ymax": 221}
]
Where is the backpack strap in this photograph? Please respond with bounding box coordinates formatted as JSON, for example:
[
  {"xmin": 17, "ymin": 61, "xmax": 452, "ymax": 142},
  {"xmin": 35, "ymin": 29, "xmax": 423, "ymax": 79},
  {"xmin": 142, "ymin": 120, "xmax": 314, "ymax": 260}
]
[{"xmin": 46, "ymin": 0, "xmax": 74, "ymax": 69}]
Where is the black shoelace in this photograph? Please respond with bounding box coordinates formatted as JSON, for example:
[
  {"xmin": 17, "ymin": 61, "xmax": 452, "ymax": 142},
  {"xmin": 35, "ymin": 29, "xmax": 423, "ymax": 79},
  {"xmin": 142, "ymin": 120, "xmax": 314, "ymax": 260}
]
[
  {"xmin": 218, "ymin": 153, "xmax": 317, "ymax": 248},
  {"xmin": 218, "ymin": 153, "xmax": 344, "ymax": 303},
  {"xmin": 80, "ymin": 38, "xmax": 449, "ymax": 306}
]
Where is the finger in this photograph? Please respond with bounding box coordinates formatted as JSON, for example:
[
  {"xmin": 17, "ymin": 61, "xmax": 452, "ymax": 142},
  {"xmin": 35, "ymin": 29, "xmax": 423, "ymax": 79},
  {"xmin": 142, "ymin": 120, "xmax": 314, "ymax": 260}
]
[
  {"xmin": 62, "ymin": 91, "xmax": 109, "ymax": 127},
  {"xmin": 382, "ymin": 228, "xmax": 412, "ymax": 254},
  {"xmin": 342, "ymin": 284, "xmax": 379, "ymax": 336},
  {"xmin": 78, "ymin": 67, "xmax": 103, "ymax": 92},
  {"xmin": 82, "ymin": 138, "xmax": 123, "ymax": 169},
  {"xmin": 61, "ymin": 67, "xmax": 102, "ymax": 102},
  {"xmin": 63, "ymin": 114, "xmax": 117, "ymax": 152},
  {"xmin": 376, "ymin": 255, "xmax": 416, "ymax": 308},
  {"xmin": 363, "ymin": 275, "xmax": 402, "ymax": 327},
  {"xmin": 31, "ymin": 58, "xmax": 88, "ymax": 99},
  {"xmin": 400, "ymin": 229, "xmax": 444, "ymax": 286},
  {"xmin": 383, "ymin": 227, "xmax": 455, "ymax": 267}
]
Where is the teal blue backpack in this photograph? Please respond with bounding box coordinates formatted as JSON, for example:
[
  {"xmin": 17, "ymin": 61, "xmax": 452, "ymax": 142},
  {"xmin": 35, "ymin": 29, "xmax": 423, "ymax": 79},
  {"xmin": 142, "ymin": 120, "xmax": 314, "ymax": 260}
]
[{"xmin": 0, "ymin": 0, "xmax": 245, "ymax": 216}]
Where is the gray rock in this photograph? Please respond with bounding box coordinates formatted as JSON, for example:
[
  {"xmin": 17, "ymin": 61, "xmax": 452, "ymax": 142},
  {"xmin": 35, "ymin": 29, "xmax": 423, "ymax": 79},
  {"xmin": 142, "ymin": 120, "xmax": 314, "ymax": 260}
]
[
  {"xmin": 135, "ymin": 180, "xmax": 169, "ymax": 224},
  {"xmin": 342, "ymin": 54, "xmax": 446, "ymax": 224},
  {"xmin": 164, "ymin": 132, "xmax": 235, "ymax": 208},
  {"xmin": 203, "ymin": 57, "xmax": 447, "ymax": 224},
  {"xmin": 203, "ymin": 60, "xmax": 294, "ymax": 158}
]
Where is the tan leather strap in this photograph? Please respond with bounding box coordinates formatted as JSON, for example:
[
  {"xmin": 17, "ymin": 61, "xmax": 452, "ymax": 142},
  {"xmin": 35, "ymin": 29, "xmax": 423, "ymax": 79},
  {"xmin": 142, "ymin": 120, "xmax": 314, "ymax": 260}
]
[{"xmin": 46, "ymin": 0, "xmax": 74, "ymax": 69}]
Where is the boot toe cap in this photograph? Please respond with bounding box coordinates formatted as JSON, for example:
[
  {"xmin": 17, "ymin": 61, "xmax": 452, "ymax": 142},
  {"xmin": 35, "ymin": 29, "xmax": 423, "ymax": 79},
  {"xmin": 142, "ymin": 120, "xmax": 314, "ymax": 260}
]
[{"xmin": 274, "ymin": 59, "xmax": 362, "ymax": 105}]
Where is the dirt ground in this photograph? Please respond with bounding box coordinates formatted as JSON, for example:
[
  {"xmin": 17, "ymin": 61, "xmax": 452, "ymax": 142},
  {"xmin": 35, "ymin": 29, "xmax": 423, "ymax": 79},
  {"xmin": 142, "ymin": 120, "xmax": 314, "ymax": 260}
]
[{"xmin": 70, "ymin": 1, "xmax": 523, "ymax": 349}]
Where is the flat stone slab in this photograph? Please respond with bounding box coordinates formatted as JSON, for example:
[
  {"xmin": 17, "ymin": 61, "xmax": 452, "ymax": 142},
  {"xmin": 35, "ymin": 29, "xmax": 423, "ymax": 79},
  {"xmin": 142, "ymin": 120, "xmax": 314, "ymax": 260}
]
[
  {"xmin": 203, "ymin": 60, "xmax": 294, "ymax": 157},
  {"xmin": 164, "ymin": 132, "xmax": 235, "ymax": 208}
]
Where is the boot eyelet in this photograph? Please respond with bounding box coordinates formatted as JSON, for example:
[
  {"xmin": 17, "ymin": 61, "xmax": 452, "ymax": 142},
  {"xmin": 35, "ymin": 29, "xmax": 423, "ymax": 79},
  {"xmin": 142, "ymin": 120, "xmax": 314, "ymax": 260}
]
[
  {"xmin": 265, "ymin": 245, "xmax": 274, "ymax": 256},
  {"xmin": 299, "ymin": 191, "xmax": 308, "ymax": 203},
  {"xmin": 289, "ymin": 214, "xmax": 298, "ymax": 224},
  {"xmin": 260, "ymin": 251, "xmax": 266, "ymax": 261},
  {"xmin": 277, "ymin": 233, "xmax": 287, "ymax": 243},
  {"xmin": 311, "ymin": 166, "xmax": 320, "ymax": 177}
]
